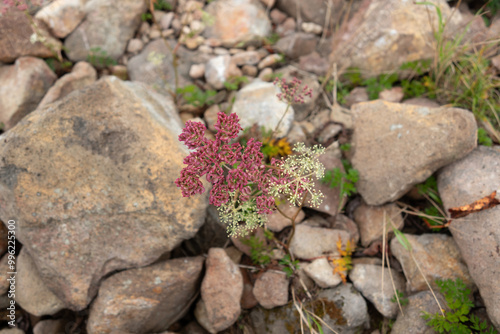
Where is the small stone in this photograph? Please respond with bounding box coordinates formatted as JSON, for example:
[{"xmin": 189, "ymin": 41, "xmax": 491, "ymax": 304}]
[
  {"xmin": 258, "ymin": 67, "xmax": 273, "ymax": 81},
  {"xmin": 301, "ymin": 22, "xmax": 322, "ymax": 34},
  {"xmin": 276, "ymin": 17, "xmax": 296, "ymax": 36},
  {"xmin": 231, "ymin": 50, "xmax": 262, "ymax": 66},
  {"xmin": 257, "ymin": 54, "xmax": 282, "ymax": 69},
  {"xmin": 214, "ymin": 47, "xmax": 229, "ymax": 55},
  {"xmin": 270, "ymin": 8, "xmax": 287, "ymax": 24},
  {"xmin": 185, "ymin": 36, "xmax": 204, "ymax": 49},
  {"xmin": 344, "ymin": 87, "xmax": 369, "ymax": 107},
  {"xmin": 229, "ymin": 48, "xmax": 244, "ymax": 54},
  {"xmin": 204, "ymin": 104, "xmax": 220, "ymax": 132},
  {"xmin": 379, "ymin": 87, "xmax": 404, "ymax": 103},
  {"xmin": 149, "ymin": 27, "xmax": 161, "ymax": 39},
  {"xmin": 253, "ymin": 271, "xmax": 289, "ymax": 309},
  {"xmin": 289, "ymin": 224, "xmax": 350, "ymax": 259},
  {"xmin": 189, "ymin": 64, "xmax": 206, "ymax": 79},
  {"xmin": 303, "ymin": 258, "xmax": 342, "ymax": 288},
  {"xmin": 160, "ymin": 12, "xmax": 175, "ymax": 30},
  {"xmin": 190, "ymin": 20, "xmax": 205, "ymax": 33},
  {"xmin": 241, "ymin": 65, "xmax": 258, "ymax": 77},
  {"xmin": 402, "ymin": 97, "xmax": 440, "ymax": 108},
  {"xmin": 127, "ymin": 38, "xmax": 144, "ymax": 53},
  {"xmin": 353, "ymin": 202, "xmax": 404, "ymax": 247},
  {"xmin": 199, "ymin": 45, "xmax": 213, "ymax": 54},
  {"xmin": 266, "ymin": 202, "xmax": 306, "ymax": 232}
]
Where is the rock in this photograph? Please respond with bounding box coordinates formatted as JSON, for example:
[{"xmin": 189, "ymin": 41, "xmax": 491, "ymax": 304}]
[
  {"xmin": 230, "ymin": 50, "xmax": 262, "ymax": 66},
  {"xmin": 253, "ymin": 271, "xmax": 289, "ymax": 309},
  {"xmin": 0, "ymin": 329, "xmax": 24, "ymax": 334},
  {"xmin": 204, "ymin": 104, "xmax": 220, "ymax": 132},
  {"xmin": 258, "ymin": 67, "xmax": 273, "ymax": 81},
  {"xmin": 203, "ymin": 0, "xmax": 271, "ymax": 47},
  {"xmin": 64, "ymin": 0, "xmax": 147, "ymax": 61},
  {"xmin": 241, "ymin": 268, "xmax": 258, "ymax": 309},
  {"xmin": 110, "ymin": 64, "xmax": 128, "ymax": 80},
  {"xmin": 33, "ymin": 319, "xmax": 67, "ymax": 334},
  {"xmin": 326, "ymin": 214, "xmax": 360, "ymax": 245},
  {"xmin": 0, "ymin": 77, "xmax": 209, "ymax": 310},
  {"xmin": 127, "ymin": 38, "xmax": 144, "ymax": 54},
  {"xmin": 0, "ymin": 10, "xmax": 62, "ymax": 63},
  {"xmin": 16, "ymin": 249, "xmax": 65, "ymax": 316},
  {"xmin": 205, "ymin": 55, "xmax": 242, "ymax": 90},
  {"xmin": 250, "ymin": 283, "xmax": 368, "ymax": 333},
  {"xmin": 286, "ymin": 121, "xmax": 307, "ymax": 144},
  {"xmin": 302, "ymin": 152, "xmax": 343, "ymax": 216},
  {"xmin": 351, "ymin": 100, "xmax": 477, "ymax": 205},
  {"xmin": 379, "ymin": 87, "xmax": 404, "ymax": 103},
  {"xmin": 274, "ymin": 33, "xmax": 318, "ymax": 59},
  {"xmin": 194, "ymin": 299, "xmax": 217, "ymax": 334},
  {"xmin": 0, "ymin": 254, "xmax": 11, "ymax": 294},
  {"xmin": 160, "ymin": 11, "xmax": 175, "ymax": 30},
  {"xmin": 276, "ymin": 17, "xmax": 296, "ymax": 36},
  {"xmin": 390, "ymin": 234, "xmax": 473, "ymax": 292},
  {"xmin": 87, "ymin": 256, "xmax": 204, "ymax": 334},
  {"xmin": 290, "ymin": 224, "xmax": 350, "ymax": 259},
  {"xmin": 200, "ymin": 248, "xmax": 243, "ymax": 332},
  {"xmin": 38, "ymin": 61, "xmax": 97, "ymax": 109},
  {"xmin": 241, "ymin": 64, "xmax": 258, "ymax": 77},
  {"xmin": 189, "ymin": 63, "xmax": 206, "ymax": 79},
  {"xmin": 301, "ymin": 22, "xmax": 322, "ymax": 35},
  {"xmin": 329, "ymin": 0, "xmax": 464, "ymax": 77},
  {"xmin": 257, "ymin": 54, "xmax": 282, "ymax": 69},
  {"xmin": 127, "ymin": 39, "xmax": 197, "ymax": 95},
  {"xmin": 391, "ymin": 291, "xmax": 448, "ymax": 334},
  {"xmin": 349, "ymin": 264, "xmax": 405, "ymax": 318},
  {"xmin": 276, "ymin": 0, "xmax": 350, "ymax": 27},
  {"xmin": 437, "ymin": 146, "xmax": 500, "ymax": 328},
  {"xmin": 34, "ymin": 0, "xmax": 86, "ymax": 38},
  {"xmin": 266, "ymin": 202, "xmax": 305, "ymax": 232},
  {"xmin": 344, "ymin": 87, "xmax": 369, "ymax": 108},
  {"xmin": 298, "ymin": 51, "xmax": 329, "ymax": 76},
  {"xmin": 270, "ymin": 8, "xmax": 287, "ymax": 25},
  {"xmin": 317, "ymin": 123, "xmax": 342, "ymax": 144},
  {"xmin": 0, "ymin": 57, "xmax": 56, "ymax": 130},
  {"xmin": 303, "ymin": 257, "xmax": 342, "ymax": 288},
  {"xmin": 353, "ymin": 202, "xmax": 404, "ymax": 247},
  {"xmin": 231, "ymin": 79, "xmax": 294, "ymax": 137},
  {"xmin": 402, "ymin": 97, "xmax": 440, "ymax": 108}
]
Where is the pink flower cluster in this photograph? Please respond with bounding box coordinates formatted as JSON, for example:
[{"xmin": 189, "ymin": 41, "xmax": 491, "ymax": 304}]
[
  {"xmin": 1, "ymin": 0, "xmax": 38, "ymax": 14},
  {"xmin": 274, "ymin": 77, "xmax": 313, "ymax": 104},
  {"xmin": 176, "ymin": 112, "xmax": 281, "ymax": 214}
]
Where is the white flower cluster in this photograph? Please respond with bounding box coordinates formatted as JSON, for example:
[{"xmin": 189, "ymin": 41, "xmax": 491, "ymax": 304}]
[{"xmin": 217, "ymin": 193, "xmax": 267, "ymax": 238}]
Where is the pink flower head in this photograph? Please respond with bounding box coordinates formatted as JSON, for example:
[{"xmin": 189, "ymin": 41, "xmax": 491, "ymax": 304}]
[
  {"xmin": 256, "ymin": 195, "xmax": 275, "ymax": 215},
  {"xmin": 274, "ymin": 76, "xmax": 313, "ymax": 105},
  {"xmin": 178, "ymin": 120, "xmax": 208, "ymax": 149},
  {"xmin": 214, "ymin": 112, "xmax": 243, "ymax": 143},
  {"xmin": 175, "ymin": 168, "xmax": 205, "ymax": 197}
]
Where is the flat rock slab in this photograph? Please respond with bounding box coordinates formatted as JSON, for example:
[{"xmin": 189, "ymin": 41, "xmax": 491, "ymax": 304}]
[
  {"xmin": 351, "ymin": 100, "xmax": 477, "ymax": 205},
  {"xmin": 0, "ymin": 77, "xmax": 209, "ymax": 310},
  {"xmin": 438, "ymin": 146, "xmax": 500, "ymax": 328},
  {"xmin": 87, "ymin": 256, "xmax": 204, "ymax": 334}
]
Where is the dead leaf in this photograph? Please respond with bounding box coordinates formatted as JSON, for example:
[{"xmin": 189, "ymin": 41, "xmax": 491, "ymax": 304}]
[{"xmin": 448, "ymin": 191, "xmax": 500, "ymax": 219}]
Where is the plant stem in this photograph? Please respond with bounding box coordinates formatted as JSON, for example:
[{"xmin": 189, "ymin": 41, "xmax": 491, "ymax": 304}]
[{"xmin": 287, "ymin": 191, "xmax": 308, "ymax": 248}]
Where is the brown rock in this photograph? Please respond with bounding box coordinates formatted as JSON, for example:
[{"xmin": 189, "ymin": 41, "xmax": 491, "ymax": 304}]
[
  {"xmin": 241, "ymin": 65, "xmax": 258, "ymax": 77},
  {"xmin": 289, "ymin": 224, "xmax": 350, "ymax": 259},
  {"xmin": 351, "ymin": 100, "xmax": 477, "ymax": 205},
  {"xmin": 276, "ymin": 0, "xmax": 353, "ymax": 27},
  {"xmin": 64, "ymin": 0, "xmax": 147, "ymax": 61},
  {"xmin": 0, "ymin": 77, "xmax": 209, "ymax": 310},
  {"xmin": 379, "ymin": 87, "xmax": 404, "ymax": 103},
  {"xmin": 438, "ymin": 146, "xmax": 500, "ymax": 328},
  {"xmin": 0, "ymin": 57, "xmax": 56, "ymax": 130},
  {"xmin": 87, "ymin": 257, "xmax": 204, "ymax": 334},
  {"xmin": 253, "ymin": 271, "xmax": 289, "ymax": 309},
  {"xmin": 230, "ymin": 50, "xmax": 262, "ymax": 66},
  {"xmin": 38, "ymin": 61, "xmax": 97, "ymax": 108},
  {"xmin": 274, "ymin": 33, "xmax": 318, "ymax": 59},
  {"xmin": 266, "ymin": 202, "xmax": 305, "ymax": 232},
  {"xmin": 329, "ymin": 0, "xmax": 464, "ymax": 77},
  {"xmin": 402, "ymin": 97, "xmax": 440, "ymax": 108},
  {"xmin": 270, "ymin": 8, "xmax": 287, "ymax": 25},
  {"xmin": 326, "ymin": 214, "xmax": 360, "ymax": 245},
  {"xmin": 200, "ymin": 248, "xmax": 243, "ymax": 332},
  {"xmin": 344, "ymin": 87, "xmax": 369, "ymax": 108},
  {"xmin": 275, "ymin": 17, "xmax": 296, "ymax": 36},
  {"xmin": 0, "ymin": 10, "xmax": 62, "ymax": 63},
  {"xmin": 391, "ymin": 234, "xmax": 473, "ymax": 292},
  {"xmin": 353, "ymin": 202, "xmax": 404, "ymax": 247},
  {"xmin": 298, "ymin": 51, "xmax": 329, "ymax": 76},
  {"xmin": 203, "ymin": 0, "xmax": 271, "ymax": 47},
  {"xmin": 16, "ymin": 249, "xmax": 65, "ymax": 316},
  {"xmin": 34, "ymin": 0, "xmax": 86, "ymax": 38},
  {"xmin": 240, "ymin": 268, "xmax": 258, "ymax": 309}
]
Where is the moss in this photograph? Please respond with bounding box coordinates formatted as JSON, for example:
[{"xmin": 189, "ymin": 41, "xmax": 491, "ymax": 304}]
[{"xmin": 309, "ymin": 298, "xmax": 347, "ymax": 326}]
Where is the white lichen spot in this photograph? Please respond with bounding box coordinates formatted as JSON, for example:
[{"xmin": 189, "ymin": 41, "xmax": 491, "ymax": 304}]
[
  {"xmin": 154, "ymin": 277, "xmax": 162, "ymax": 285},
  {"xmin": 390, "ymin": 124, "xmax": 403, "ymax": 131}
]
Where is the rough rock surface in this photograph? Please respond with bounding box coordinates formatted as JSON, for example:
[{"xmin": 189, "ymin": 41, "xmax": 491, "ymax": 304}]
[
  {"xmin": 253, "ymin": 271, "xmax": 289, "ymax": 309},
  {"xmin": 203, "ymin": 0, "xmax": 271, "ymax": 47},
  {"xmin": 289, "ymin": 224, "xmax": 350, "ymax": 259},
  {"xmin": 87, "ymin": 257, "xmax": 204, "ymax": 334},
  {"xmin": 353, "ymin": 202, "xmax": 404, "ymax": 247},
  {"xmin": 349, "ymin": 264, "xmax": 405, "ymax": 318},
  {"xmin": 200, "ymin": 248, "xmax": 243, "ymax": 332},
  {"xmin": 303, "ymin": 257, "xmax": 342, "ymax": 288},
  {"xmin": 38, "ymin": 61, "xmax": 97, "ymax": 108},
  {"xmin": 0, "ymin": 57, "xmax": 56, "ymax": 130},
  {"xmin": 438, "ymin": 146, "xmax": 500, "ymax": 329},
  {"xmin": 351, "ymin": 100, "xmax": 477, "ymax": 205},
  {"xmin": 391, "ymin": 291, "xmax": 448, "ymax": 334},
  {"xmin": 391, "ymin": 234, "xmax": 473, "ymax": 292},
  {"xmin": 329, "ymin": 0, "xmax": 464, "ymax": 76},
  {"xmin": 34, "ymin": 0, "xmax": 86, "ymax": 38},
  {"xmin": 15, "ymin": 249, "xmax": 65, "ymax": 316},
  {"xmin": 64, "ymin": 0, "xmax": 147, "ymax": 61},
  {"xmin": 232, "ymin": 79, "xmax": 294, "ymax": 137},
  {"xmin": 276, "ymin": 0, "xmax": 354, "ymax": 27},
  {"xmin": 0, "ymin": 77, "xmax": 209, "ymax": 310},
  {"xmin": 266, "ymin": 202, "xmax": 305, "ymax": 232},
  {"xmin": 205, "ymin": 55, "xmax": 242, "ymax": 90},
  {"xmin": 0, "ymin": 10, "xmax": 62, "ymax": 63}
]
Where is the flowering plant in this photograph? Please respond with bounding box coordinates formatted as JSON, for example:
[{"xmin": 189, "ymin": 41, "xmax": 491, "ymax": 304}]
[
  {"xmin": 176, "ymin": 111, "xmax": 325, "ymax": 237},
  {"xmin": 176, "ymin": 77, "xmax": 324, "ymax": 238}
]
